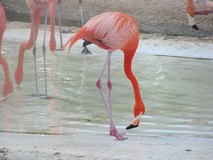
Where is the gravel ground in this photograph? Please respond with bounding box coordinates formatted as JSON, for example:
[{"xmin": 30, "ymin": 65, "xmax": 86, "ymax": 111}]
[{"xmin": 1, "ymin": 0, "xmax": 213, "ymax": 37}]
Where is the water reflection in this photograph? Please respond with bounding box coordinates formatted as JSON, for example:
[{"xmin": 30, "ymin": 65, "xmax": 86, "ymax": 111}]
[{"xmin": 0, "ymin": 41, "xmax": 213, "ymax": 138}]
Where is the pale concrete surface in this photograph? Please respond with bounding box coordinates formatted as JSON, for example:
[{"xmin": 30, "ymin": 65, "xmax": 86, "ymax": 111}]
[{"xmin": 0, "ymin": 132, "xmax": 213, "ymax": 160}]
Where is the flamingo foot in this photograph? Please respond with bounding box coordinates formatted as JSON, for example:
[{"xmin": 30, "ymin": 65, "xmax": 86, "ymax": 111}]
[
  {"xmin": 109, "ymin": 127, "xmax": 127, "ymax": 141},
  {"xmin": 81, "ymin": 46, "xmax": 92, "ymax": 54}
]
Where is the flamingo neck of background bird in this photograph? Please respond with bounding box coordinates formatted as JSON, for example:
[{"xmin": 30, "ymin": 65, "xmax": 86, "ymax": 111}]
[
  {"xmin": 49, "ymin": 2, "xmax": 56, "ymax": 51},
  {"xmin": 186, "ymin": 0, "xmax": 195, "ymax": 17},
  {"xmin": 0, "ymin": 4, "xmax": 6, "ymax": 51},
  {"xmin": 0, "ymin": 55, "xmax": 10, "ymax": 81},
  {"xmin": 0, "ymin": 34, "xmax": 2, "ymax": 52}
]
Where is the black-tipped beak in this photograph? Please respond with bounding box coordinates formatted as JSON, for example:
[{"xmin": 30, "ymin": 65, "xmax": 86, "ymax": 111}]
[
  {"xmin": 192, "ymin": 24, "xmax": 199, "ymax": 30},
  {"xmin": 126, "ymin": 124, "xmax": 138, "ymax": 130},
  {"xmin": 126, "ymin": 112, "xmax": 143, "ymax": 130}
]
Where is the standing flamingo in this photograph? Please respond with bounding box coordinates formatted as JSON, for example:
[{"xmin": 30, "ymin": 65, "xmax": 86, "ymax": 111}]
[
  {"xmin": 186, "ymin": 0, "xmax": 213, "ymax": 30},
  {"xmin": 62, "ymin": 12, "xmax": 146, "ymax": 140},
  {"xmin": 0, "ymin": 3, "xmax": 13, "ymax": 102},
  {"xmin": 14, "ymin": 0, "xmax": 57, "ymax": 98}
]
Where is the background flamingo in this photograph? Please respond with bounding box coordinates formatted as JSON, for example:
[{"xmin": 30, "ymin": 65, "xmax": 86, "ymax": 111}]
[
  {"xmin": 186, "ymin": 0, "xmax": 213, "ymax": 30},
  {"xmin": 14, "ymin": 0, "xmax": 58, "ymax": 98},
  {"xmin": 0, "ymin": 3, "xmax": 13, "ymax": 102},
  {"xmin": 63, "ymin": 12, "xmax": 145, "ymax": 140}
]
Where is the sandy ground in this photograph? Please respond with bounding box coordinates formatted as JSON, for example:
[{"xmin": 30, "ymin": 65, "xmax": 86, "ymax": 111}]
[{"xmin": 0, "ymin": 21, "xmax": 212, "ymax": 159}]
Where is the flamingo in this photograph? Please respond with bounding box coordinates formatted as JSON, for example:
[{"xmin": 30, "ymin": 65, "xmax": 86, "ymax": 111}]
[
  {"xmin": 186, "ymin": 0, "xmax": 213, "ymax": 30},
  {"xmin": 14, "ymin": 0, "xmax": 58, "ymax": 98},
  {"xmin": 62, "ymin": 12, "xmax": 146, "ymax": 140},
  {"xmin": 0, "ymin": 3, "xmax": 13, "ymax": 102}
]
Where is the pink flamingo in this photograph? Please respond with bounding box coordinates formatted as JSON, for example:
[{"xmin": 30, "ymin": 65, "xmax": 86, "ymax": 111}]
[
  {"xmin": 14, "ymin": 0, "xmax": 58, "ymax": 98},
  {"xmin": 63, "ymin": 12, "xmax": 146, "ymax": 140},
  {"xmin": 186, "ymin": 0, "xmax": 213, "ymax": 30},
  {"xmin": 0, "ymin": 3, "xmax": 13, "ymax": 102}
]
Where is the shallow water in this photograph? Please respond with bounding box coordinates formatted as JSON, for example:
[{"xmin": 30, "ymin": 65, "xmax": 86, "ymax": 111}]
[{"xmin": 0, "ymin": 41, "xmax": 213, "ymax": 138}]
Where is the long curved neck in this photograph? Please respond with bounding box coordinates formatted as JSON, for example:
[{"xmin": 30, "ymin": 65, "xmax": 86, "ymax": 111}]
[
  {"xmin": 49, "ymin": 1, "xmax": 56, "ymax": 51},
  {"xmin": 0, "ymin": 4, "xmax": 6, "ymax": 52},
  {"xmin": 0, "ymin": 33, "xmax": 3, "ymax": 53},
  {"xmin": 0, "ymin": 36, "xmax": 11, "ymax": 83},
  {"xmin": 123, "ymin": 50, "xmax": 145, "ymax": 117}
]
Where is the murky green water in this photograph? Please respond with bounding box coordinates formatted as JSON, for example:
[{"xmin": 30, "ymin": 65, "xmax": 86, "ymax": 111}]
[{"xmin": 0, "ymin": 41, "xmax": 213, "ymax": 138}]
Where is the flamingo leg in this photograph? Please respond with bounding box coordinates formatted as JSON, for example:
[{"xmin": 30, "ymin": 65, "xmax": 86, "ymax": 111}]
[
  {"xmin": 107, "ymin": 52, "xmax": 114, "ymax": 134},
  {"xmin": 96, "ymin": 52, "xmax": 127, "ymax": 141},
  {"xmin": 79, "ymin": 0, "xmax": 92, "ymax": 55},
  {"xmin": 79, "ymin": 0, "xmax": 84, "ymax": 26},
  {"xmin": 42, "ymin": 8, "xmax": 50, "ymax": 98},
  {"xmin": 31, "ymin": 14, "xmax": 39, "ymax": 95},
  {"xmin": 57, "ymin": 0, "xmax": 63, "ymax": 50}
]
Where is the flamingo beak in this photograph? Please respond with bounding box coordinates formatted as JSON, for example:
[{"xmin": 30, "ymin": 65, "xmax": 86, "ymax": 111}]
[
  {"xmin": 191, "ymin": 24, "xmax": 199, "ymax": 30},
  {"xmin": 126, "ymin": 112, "xmax": 143, "ymax": 130}
]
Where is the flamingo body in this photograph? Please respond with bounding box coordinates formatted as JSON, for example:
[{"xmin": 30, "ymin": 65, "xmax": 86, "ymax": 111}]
[
  {"xmin": 63, "ymin": 12, "xmax": 145, "ymax": 140},
  {"xmin": 64, "ymin": 12, "xmax": 139, "ymax": 53},
  {"xmin": 0, "ymin": 3, "xmax": 13, "ymax": 102}
]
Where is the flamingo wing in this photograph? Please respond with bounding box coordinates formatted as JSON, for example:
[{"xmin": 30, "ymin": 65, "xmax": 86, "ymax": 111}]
[{"xmin": 63, "ymin": 12, "xmax": 139, "ymax": 54}]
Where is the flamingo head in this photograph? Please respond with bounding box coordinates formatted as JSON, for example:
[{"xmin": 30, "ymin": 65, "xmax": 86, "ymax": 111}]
[
  {"xmin": 186, "ymin": 13, "xmax": 199, "ymax": 30},
  {"xmin": 126, "ymin": 112, "xmax": 144, "ymax": 130},
  {"xmin": 186, "ymin": 0, "xmax": 199, "ymax": 30}
]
